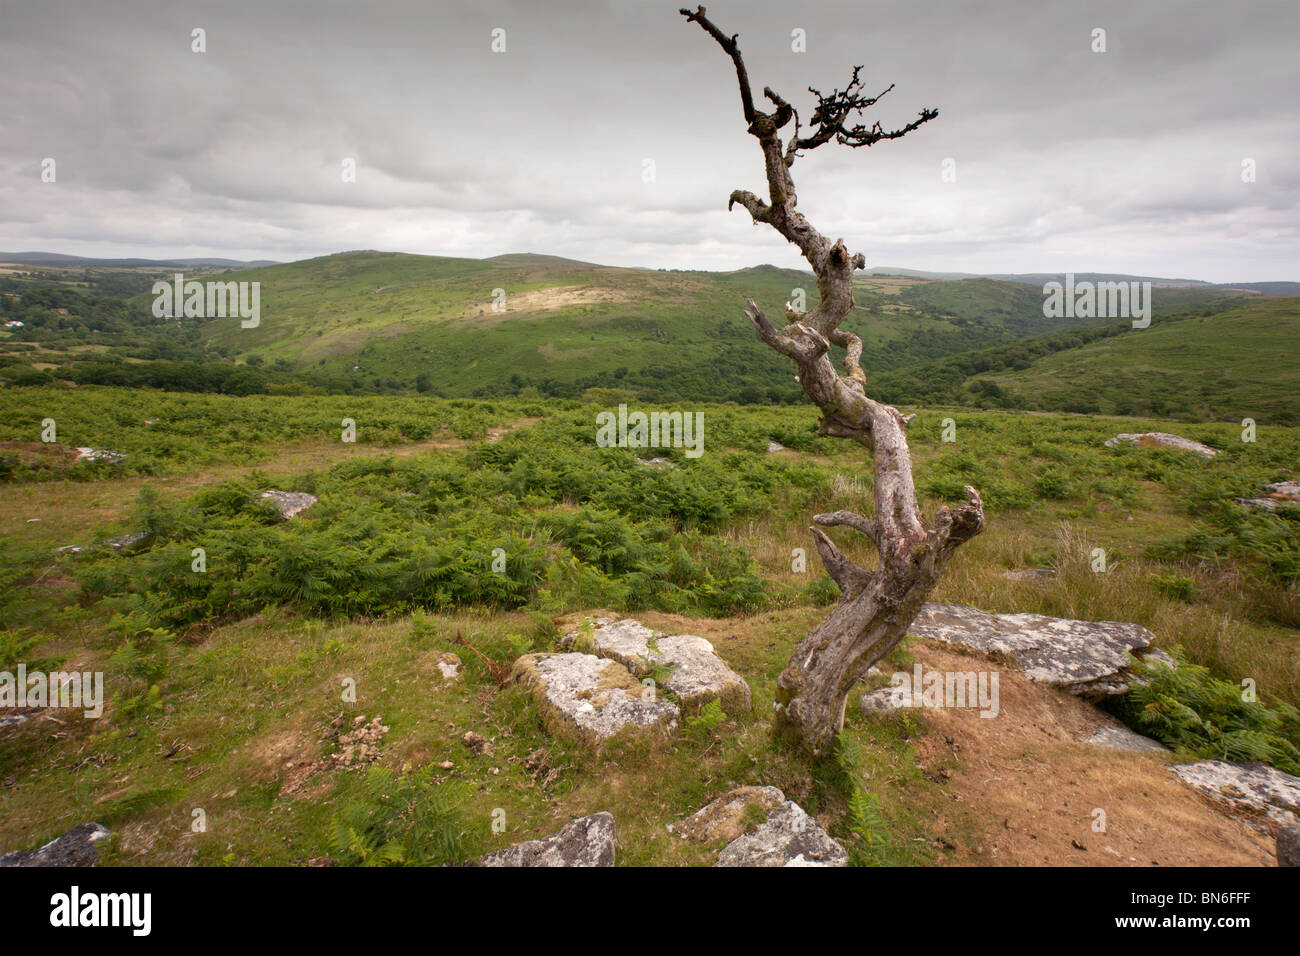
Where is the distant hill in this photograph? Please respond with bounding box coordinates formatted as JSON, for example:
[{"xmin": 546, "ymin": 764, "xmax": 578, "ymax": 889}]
[
  {"xmin": 872, "ymin": 297, "xmax": 1300, "ymax": 423},
  {"xmin": 180, "ymin": 251, "xmax": 1247, "ymax": 401},
  {"xmin": 0, "ymin": 252, "xmax": 280, "ymax": 269},
  {"xmin": 866, "ymin": 267, "xmax": 1300, "ymax": 296},
  {"xmin": 4, "ymin": 248, "xmax": 1285, "ymax": 408}
]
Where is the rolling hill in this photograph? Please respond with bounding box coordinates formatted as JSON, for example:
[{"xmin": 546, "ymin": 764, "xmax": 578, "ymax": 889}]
[
  {"xmin": 870, "ymin": 296, "xmax": 1300, "ymax": 422},
  {"xmin": 2, "ymin": 249, "xmax": 1283, "ymax": 413},
  {"xmin": 980, "ymin": 296, "xmax": 1300, "ymax": 422},
  {"xmin": 183, "ymin": 251, "xmax": 1247, "ymax": 401}
]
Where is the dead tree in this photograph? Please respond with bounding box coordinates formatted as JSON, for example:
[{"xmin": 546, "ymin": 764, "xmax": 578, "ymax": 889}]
[{"xmin": 680, "ymin": 7, "xmax": 985, "ymax": 755}]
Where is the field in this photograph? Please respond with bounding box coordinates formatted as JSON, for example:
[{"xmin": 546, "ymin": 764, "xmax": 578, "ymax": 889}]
[{"xmin": 1, "ymin": 386, "xmax": 1297, "ymax": 865}]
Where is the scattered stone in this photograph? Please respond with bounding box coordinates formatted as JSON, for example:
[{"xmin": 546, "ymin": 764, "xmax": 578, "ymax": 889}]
[
  {"xmin": 1236, "ymin": 481, "xmax": 1300, "ymax": 512},
  {"xmin": 74, "ymin": 448, "xmax": 125, "ymax": 465},
  {"xmin": 331, "ymin": 715, "xmax": 388, "ymax": 769},
  {"xmin": 1001, "ymin": 568, "xmax": 1058, "ymax": 582},
  {"xmin": 510, "ymin": 652, "xmax": 679, "ymax": 746},
  {"xmin": 908, "ymin": 603, "xmax": 1172, "ymax": 700},
  {"xmin": 562, "ymin": 618, "xmax": 750, "ymax": 716},
  {"xmin": 669, "ymin": 786, "xmax": 785, "ymax": 844},
  {"xmin": 1171, "ymin": 761, "xmax": 1300, "ymax": 830},
  {"xmin": 55, "ymin": 530, "xmax": 149, "ymax": 555},
  {"xmin": 1104, "ymin": 433, "xmax": 1218, "ymax": 458},
  {"xmin": 480, "ymin": 812, "xmax": 616, "ymax": 867},
  {"xmin": 434, "ymin": 652, "xmax": 462, "ymax": 680},
  {"xmin": 260, "ymin": 490, "xmax": 318, "ymax": 520},
  {"xmin": 766, "ymin": 440, "xmax": 786, "ymax": 453},
  {"xmin": 715, "ymin": 798, "xmax": 848, "ymax": 867},
  {"xmin": 103, "ymin": 531, "xmax": 148, "ymax": 551},
  {"xmin": 1081, "ymin": 725, "xmax": 1168, "ymax": 753},
  {"xmin": 462, "ymin": 731, "xmax": 493, "ymax": 756},
  {"xmin": 0, "ymin": 823, "xmax": 110, "ymax": 867},
  {"xmin": 1277, "ymin": 825, "xmax": 1300, "ymax": 867},
  {"xmin": 859, "ymin": 683, "xmax": 912, "ymax": 715},
  {"xmin": 636, "ymin": 457, "xmax": 678, "ymax": 470}
]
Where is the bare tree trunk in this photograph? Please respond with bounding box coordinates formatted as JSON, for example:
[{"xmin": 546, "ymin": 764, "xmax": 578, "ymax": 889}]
[{"xmin": 681, "ymin": 7, "xmax": 984, "ymax": 755}]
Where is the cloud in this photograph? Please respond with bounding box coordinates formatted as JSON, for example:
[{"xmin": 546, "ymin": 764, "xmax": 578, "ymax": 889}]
[{"xmin": 1, "ymin": 0, "xmax": 1296, "ymax": 281}]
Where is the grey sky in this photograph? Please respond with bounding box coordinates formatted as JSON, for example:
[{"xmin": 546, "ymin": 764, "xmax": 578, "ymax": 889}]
[{"xmin": 2, "ymin": 0, "xmax": 1297, "ymax": 281}]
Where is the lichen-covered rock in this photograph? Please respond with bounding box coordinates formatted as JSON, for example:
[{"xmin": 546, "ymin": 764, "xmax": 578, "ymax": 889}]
[
  {"xmin": 635, "ymin": 457, "xmax": 677, "ymax": 470},
  {"xmin": 669, "ymin": 786, "xmax": 785, "ymax": 844},
  {"xmin": 563, "ymin": 618, "xmax": 750, "ymax": 715},
  {"xmin": 480, "ymin": 812, "xmax": 616, "ymax": 867},
  {"xmin": 1170, "ymin": 761, "xmax": 1300, "ymax": 830},
  {"xmin": 510, "ymin": 652, "xmax": 679, "ymax": 746},
  {"xmin": 0, "ymin": 823, "xmax": 109, "ymax": 867},
  {"xmin": 1082, "ymin": 725, "xmax": 1168, "ymax": 752},
  {"xmin": 715, "ymin": 798, "xmax": 848, "ymax": 867},
  {"xmin": 859, "ymin": 683, "xmax": 912, "ymax": 715},
  {"xmin": 1236, "ymin": 480, "xmax": 1300, "ymax": 512},
  {"xmin": 434, "ymin": 652, "xmax": 462, "ymax": 680},
  {"xmin": 56, "ymin": 530, "xmax": 148, "ymax": 555},
  {"xmin": 908, "ymin": 603, "xmax": 1169, "ymax": 700},
  {"xmin": 1104, "ymin": 433, "xmax": 1218, "ymax": 457},
  {"xmin": 260, "ymin": 490, "xmax": 318, "ymax": 519},
  {"xmin": 74, "ymin": 448, "xmax": 125, "ymax": 464},
  {"xmin": 1277, "ymin": 825, "xmax": 1300, "ymax": 867}
]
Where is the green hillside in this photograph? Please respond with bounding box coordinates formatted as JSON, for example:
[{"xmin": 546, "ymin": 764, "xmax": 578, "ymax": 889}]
[
  {"xmin": 981, "ymin": 297, "xmax": 1300, "ymax": 422},
  {"xmin": 180, "ymin": 251, "xmax": 1241, "ymax": 401},
  {"xmin": 866, "ymin": 296, "xmax": 1300, "ymax": 423},
  {"xmin": 0, "ymin": 250, "xmax": 1260, "ymax": 405}
]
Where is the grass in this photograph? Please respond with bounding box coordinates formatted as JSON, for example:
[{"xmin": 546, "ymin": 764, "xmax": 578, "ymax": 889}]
[{"xmin": 0, "ymin": 386, "xmax": 1296, "ymax": 864}]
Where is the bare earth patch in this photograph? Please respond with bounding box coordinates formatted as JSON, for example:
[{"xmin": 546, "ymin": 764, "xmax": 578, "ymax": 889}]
[
  {"xmin": 901, "ymin": 643, "xmax": 1275, "ymax": 866},
  {"xmin": 462, "ymin": 285, "xmax": 628, "ymax": 326}
]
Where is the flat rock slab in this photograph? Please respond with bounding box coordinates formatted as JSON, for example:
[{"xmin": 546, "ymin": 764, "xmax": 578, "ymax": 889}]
[
  {"xmin": 909, "ymin": 603, "xmax": 1170, "ymax": 700},
  {"xmin": 1082, "ymin": 725, "xmax": 1168, "ymax": 752},
  {"xmin": 669, "ymin": 786, "xmax": 785, "ymax": 844},
  {"xmin": 1236, "ymin": 480, "xmax": 1300, "ymax": 512},
  {"xmin": 715, "ymin": 797, "xmax": 848, "ymax": 867},
  {"xmin": 480, "ymin": 812, "xmax": 616, "ymax": 867},
  {"xmin": 1171, "ymin": 760, "xmax": 1300, "ymax": 830},
  {"xmin": 511, "ymin": 652, "xmax": 679, "ymax": 746},
  {"xmin": 563, "ymin": 618, "xmax": 750, "ymax": 716},
  {"xmin": 56, "ymin": 530, "xmax": 149, "ymax": 555},
  {"xmin": 74, "ymin": 448, "xmax": 125, "ymax": 464},
  {"xmin": 0, "ymin": 823, "xmax": 109, "ymax": 867},
  {"xmin": 1104, "ymin": 433, "xmax": 1218, "ymax": 457},
  {"xmin": 261, "ymin": 490, "xmax": 318, "ymax": 519}
]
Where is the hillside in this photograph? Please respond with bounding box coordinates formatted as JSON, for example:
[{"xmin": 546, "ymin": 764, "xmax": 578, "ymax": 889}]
[
  {"xmin": 866, "ymin": 296, "xmax": 1300, "ymax": 423},
  {"xmin": 981, "ymin": 297, "xmax": 1300, "ymax": 422},
  {"xmin": 0, "ymin": 250, "xmax": 1270, "ymax": 408},
  {"xmin": 186, "ymin": 251, "xmax": 1245, "ymax": 401}
]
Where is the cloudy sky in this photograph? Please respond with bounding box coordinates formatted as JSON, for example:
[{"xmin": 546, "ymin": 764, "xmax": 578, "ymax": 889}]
[{"xmin": 2, "ymin": 0, "xmax": 1297, "ymax": 281}]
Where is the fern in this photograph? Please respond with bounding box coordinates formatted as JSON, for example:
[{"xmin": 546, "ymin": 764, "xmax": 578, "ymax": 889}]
[
  {"xmin": 327, "ymin": 766, "xmax": 469, "ymax": 866},
  {"xmin": 1113, "ymin": 652, "xmax": 1300, "ymax": 774}
]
